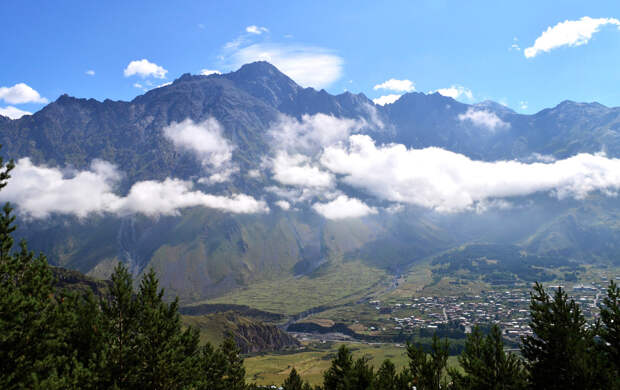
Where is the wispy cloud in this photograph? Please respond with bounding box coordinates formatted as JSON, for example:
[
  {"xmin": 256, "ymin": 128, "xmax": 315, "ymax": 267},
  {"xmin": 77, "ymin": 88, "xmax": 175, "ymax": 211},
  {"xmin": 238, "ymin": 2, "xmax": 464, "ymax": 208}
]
[
  {"xmin": 228, "ymin": 43, "xmax": 343, "ymax": 89},
  {"xmin": 373, "ymin": 78, "xmax": 415, "ymax": 93},
  {"xmin": 246, "ymin": 25, "xmax": 268, "ymax": 35},
  {"xmin": 432, "ymin": 85, "xmax": 473, "ymax": 101},
  {"xmin": 525, "ymin": 16, "xmax": 620, "ymax": 58},
  {"xmin": 200, "ymin": 69, "xmax": 221, "ymax": 76},
  {"xmin": 85, "ymin": 70, "xmax": 95, "ymax": 76}
]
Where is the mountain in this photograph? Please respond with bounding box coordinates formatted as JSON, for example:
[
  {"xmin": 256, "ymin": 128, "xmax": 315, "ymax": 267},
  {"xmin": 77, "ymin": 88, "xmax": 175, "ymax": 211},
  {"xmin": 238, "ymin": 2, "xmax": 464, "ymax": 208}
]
[{"xmin": 2, "ymin": 61, "xmax": 620, "ymax": 310}]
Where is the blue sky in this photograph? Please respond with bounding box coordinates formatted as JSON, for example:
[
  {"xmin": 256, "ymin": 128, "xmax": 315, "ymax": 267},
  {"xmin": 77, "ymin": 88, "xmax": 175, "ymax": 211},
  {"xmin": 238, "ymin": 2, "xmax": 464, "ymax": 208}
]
[{"xmin": 2, "ymin": 0, "xmax": 620, "ymax": 118}]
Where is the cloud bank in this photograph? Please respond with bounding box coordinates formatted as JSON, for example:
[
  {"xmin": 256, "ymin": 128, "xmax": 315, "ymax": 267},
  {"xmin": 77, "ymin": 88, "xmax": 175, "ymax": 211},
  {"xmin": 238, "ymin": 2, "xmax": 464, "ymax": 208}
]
[
  {"xmin": 0, "ymin": 158, "xmax": 267, "ymax": 219},
  {"xmin": 525, "ymin": 17, "xmax": 620, "ymax": 58},
  {"xmin": 321, "ymin": 134, "xmax": 620, "ymax": 213}
]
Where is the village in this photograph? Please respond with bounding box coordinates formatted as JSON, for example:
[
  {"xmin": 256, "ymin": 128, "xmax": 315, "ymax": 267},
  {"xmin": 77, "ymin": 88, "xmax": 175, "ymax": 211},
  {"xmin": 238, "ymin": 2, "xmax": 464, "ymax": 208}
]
[{"xmin": 370, "ymin": 278, "xmax": 613, "ymax": 343}]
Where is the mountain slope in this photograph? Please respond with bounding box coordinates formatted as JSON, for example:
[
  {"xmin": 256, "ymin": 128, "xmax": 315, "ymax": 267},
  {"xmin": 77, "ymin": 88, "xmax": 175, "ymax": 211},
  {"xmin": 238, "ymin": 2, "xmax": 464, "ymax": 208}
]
[{"xmin": 3, "ymin": 61, "xmax": 620, "ymax": 309}]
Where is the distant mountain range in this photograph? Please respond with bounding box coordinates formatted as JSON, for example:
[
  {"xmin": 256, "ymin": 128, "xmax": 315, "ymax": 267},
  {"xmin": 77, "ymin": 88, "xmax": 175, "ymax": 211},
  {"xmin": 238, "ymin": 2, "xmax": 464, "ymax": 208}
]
[{"xmin": 2, "ymin": 61, "xmax": 620, "ymax": 306}]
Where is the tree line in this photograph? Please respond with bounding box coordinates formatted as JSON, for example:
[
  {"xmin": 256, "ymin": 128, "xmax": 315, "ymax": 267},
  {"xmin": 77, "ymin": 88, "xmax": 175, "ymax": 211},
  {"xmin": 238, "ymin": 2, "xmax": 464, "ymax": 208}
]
[{"xmin": 0, "ymin": 152, "xmax": 618, "ymax": 389}]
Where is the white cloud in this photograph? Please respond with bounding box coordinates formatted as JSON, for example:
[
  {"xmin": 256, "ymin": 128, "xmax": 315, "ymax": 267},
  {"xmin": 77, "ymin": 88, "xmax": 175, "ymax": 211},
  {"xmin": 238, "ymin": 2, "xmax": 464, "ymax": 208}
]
[
  {"xmin": 153, "ymin": 82, "xmax": 172, "ymax": 89},
  {"xmin": 124, "ymin": 59, "xmax": 168, "ymax": 79},
  {"xmin": 519, "ymin": 101, "xmax": 528, "ymax": 110},
  {"xmin": 246, "ymin": 25, "xmax": 268, "ymax": 34},
  {"xmin": 0, "ymin": 106, "xmax": 31, "ymax": 119},
  {"xmin": 0, "ymin": 83, "xmax": 48, "ymax": 104},
  {"xmin": 373, "ymin": 79, "xmax": 415, "ymax": 92},
  {"xmin": 312, "ymin": 195, "xmax": 377, "ymax": 220},
  {"xmin": 268, "ymin": 113, "xmax": 365, "ymax": 154},
  {"xmin": 111, "ymin": 179, "xmax": 268, "ymax": 216},
  {"xmin": 320, "ymin": 134, "xmax": 620, "ymax": 213},
  {"xmin": 133, "ymin": 83, "xmax": 144, "ymax": 89},
  {"xmin": 0, "ymin": 158, "xmax": 267, "ymax": 219},
  {"xmin": 85, "ymin": 70, "xmax": 95, "ymax": 76},
  {"xmin": 271, "ymin": 151, "xmax": 334, "ymax": 188},
  {"xmin": 163, "ymin": 118, "xmax": 234, "ymax": 168},
  {"xmin": 200, "ymin": 69, "xmax": 222, "ymax": 76},
  {"xmin": 432, "ymin": 85, "xmax": 473, "ymax": 101},
  {"xmin": 230, "ymin": 43, "xmax": 343, "ymax": 89},
  {"xmin": 458, "ymin": 108, "xmax": 510, "ymax": 131},
  {"xmin": 524, "ymin": 16, "xmax": 620, "ymax": 58},
  {"xmin": 373, "ymin": 94, "xmax": 402, "ymax": 106},
  {"xmin": 275, "ymin": 200, "xmax": 291, "ymax": 210},
  {"xmin": 247, "ymin": 169, "xmax": 261, "ymax": 178}
]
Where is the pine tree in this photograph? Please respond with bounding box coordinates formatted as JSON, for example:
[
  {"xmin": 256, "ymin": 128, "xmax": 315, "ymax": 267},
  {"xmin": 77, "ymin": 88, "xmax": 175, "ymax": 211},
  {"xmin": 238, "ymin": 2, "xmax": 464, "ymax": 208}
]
[
  {"xmin": 100, "ymin": 263, "xmax": 140, "ymax": 388},
  {"xmin": 220, "ymin": 335, "xmax": 247, "ymax": 390},
  {"xmin": 521, "ymin": 283, "xmax": 603, "ymax": 389},
  {"xmin": 451, "ymin": 325, "xmax": 526, "ymax": 390},
  {"xmin": 599, "ymin": 280, "xmax": 620, "ymax": 386},
  {"xmin": 374, "ymin": 360, "xmax": 398, "ymax": 390},
  {"xmin": 323, "ymin": 344, "xmax": 354, "ymax": 390},
  {"xmin": 407, "ymin": 334, "xmax": 450, "ymax": 390},
  {"xmin": 349, "ymin": 356, "xmax": 374, "ymax": 390},
  {"xmin": 196, "ymin": 342, "xmax": 228, "ymax": 390},
  {"xmin": 283, "ymin": 367, "xmax": 306, "ymax": 390},
  {"xmin": 132, "ymin": 267, "xmax": 201, "ymax": 389}
]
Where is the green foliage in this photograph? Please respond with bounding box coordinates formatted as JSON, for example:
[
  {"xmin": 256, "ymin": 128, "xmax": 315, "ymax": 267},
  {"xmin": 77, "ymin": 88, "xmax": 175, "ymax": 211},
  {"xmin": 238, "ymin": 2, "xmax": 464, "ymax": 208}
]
[
  {"xmin": 521, "ymin": 283, "xmax": 608, "ymax": 389},
  {"xmin": 599, "ymin": 280, "xmax": 620, "ymax": 386},
  {"xmin": 407, "ymin": 334, "xmax": 450, "ymax": 390},
  {"xmin": 451, "ymin": 325, "xmax": 527, "ymax": 390}
]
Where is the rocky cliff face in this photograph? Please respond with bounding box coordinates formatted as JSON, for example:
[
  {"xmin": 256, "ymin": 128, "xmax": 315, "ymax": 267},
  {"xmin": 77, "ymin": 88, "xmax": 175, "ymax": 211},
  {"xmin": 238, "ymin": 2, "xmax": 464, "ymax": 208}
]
[{"xmin": 181, "ymin": 311, "xmax": 300, "ymax": 354}]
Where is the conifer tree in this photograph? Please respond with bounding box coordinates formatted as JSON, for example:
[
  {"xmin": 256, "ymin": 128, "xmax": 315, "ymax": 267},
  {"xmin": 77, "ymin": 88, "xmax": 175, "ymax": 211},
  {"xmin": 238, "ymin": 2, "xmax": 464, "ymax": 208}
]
[
  {"xmin": 133, "ymin": 267, "xmax": 201, "ymax": 389},
  {"xmin": 100, "ymin": 263, "xmax": 140, "ymax": 388},
  {"xmin": 521, "ymin": 283, "xmax": 603, "ymax": 389},
  {"xmin": 323, "ymin": 344, "xmax": 354, "ymax": 390},
  {"xmin": 451, "ymin": 325, "xmax": 526, "ymax": 390},
  {"xmin": 407, "ymin": 334, "xmax": 450, "ymax": 390},
  {"xmin": 374, "ymin": 360, "xmax": 398, "ymax": 390},
  {"xmin": 283, "ymin": 367, "xmax": 306, "ymax": 390},
  {"xmin": 599, "ymin": 281, "xmax": 620, "ymax": 385},
  {"xmin": 220, "ymin": 335, "xmax": 247, "ymax": 390}
]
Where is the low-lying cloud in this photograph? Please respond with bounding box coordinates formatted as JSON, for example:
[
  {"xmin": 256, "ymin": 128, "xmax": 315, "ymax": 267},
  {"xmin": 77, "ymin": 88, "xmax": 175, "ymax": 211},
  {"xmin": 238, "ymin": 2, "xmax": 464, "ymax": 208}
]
[
  {"xmin": 0, "ymin": 158, "xmax": 267, "ymax": 218},
  {"xmin": 321, "ymin": 134, "xmax": 620, "ymax": 213},
  {"xmin": 458, "ymin": 108, "xmax": 510, "ymax": 131},
  {"xmin": 163, "ymin": 118, "xmax": 234, "ymax": 168},
  {"xmin": 313, "ymin": 195, "xmax": 377, "ymax": 219}
]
